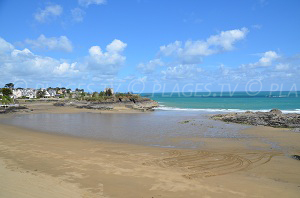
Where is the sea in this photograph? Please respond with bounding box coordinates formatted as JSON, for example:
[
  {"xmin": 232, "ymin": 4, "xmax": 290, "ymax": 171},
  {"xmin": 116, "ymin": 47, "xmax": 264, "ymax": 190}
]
[{"xmin": 141, "ymin": 91, "xmax": 300, "ymax": 114}]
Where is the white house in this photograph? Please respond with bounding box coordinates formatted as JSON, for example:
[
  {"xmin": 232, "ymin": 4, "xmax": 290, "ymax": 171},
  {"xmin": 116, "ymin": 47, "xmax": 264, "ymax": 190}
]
[
  {"xmin": 13, "ymin": 88, "xmax": 37, "ymax": 99},
  {"xmin": 13, "ymin": 89, "xmax": 23, "ymax": 99},
  {"xmin": 47, "ymin": 89, "xmax": 56, "ymax": 97}
]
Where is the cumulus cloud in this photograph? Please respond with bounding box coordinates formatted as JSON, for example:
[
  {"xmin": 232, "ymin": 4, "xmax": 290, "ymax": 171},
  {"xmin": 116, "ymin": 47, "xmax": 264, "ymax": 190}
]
[
  {"xmin": 71, "ymin": 8, "xmax": 85, "ymax": 22},
  {"xmin": 34, "ymin": 4, "xmax": 63, "ymax": 23},
  {"xmin": 244, "ymin": 51, "xmax": 279, "ymax": 68},
  {"xmin": 0, "ymin": 38, "xmax": 14, "ymax": 53},
  {"xmin": 86, "ymin": 39, "xmax": 127, "ymax": 74},
  {"xmin": 159, "ymin": 28, "xmax": 248, "ymax": 64},
  {"xmin": 78, "ymin": 0, "xmax": 106, "ymax": 7},
  {"xmin": 137, "ymin": 59, "xmax": 163, "ymax": 74},
  {"xmin": 25, "ymin": 35, "xmax": 73, "ymax": 52},
  {"xmin": 0, "ymin": 37, "xmax": 78, "ymax": 79},
  {"xmin": 0, "ymin": 37, "xmax": 128, "ymax": 80},
  {"xmin": 161, "ymin": 64, "xmax": 203, "ymax": 80},
  {"xmin": 106, "ymin": 39, "xmax": 127, "ymax": 52},
  {"xmin": 54, "ymin": 62, "xmax": 79, "ymax": 75}
]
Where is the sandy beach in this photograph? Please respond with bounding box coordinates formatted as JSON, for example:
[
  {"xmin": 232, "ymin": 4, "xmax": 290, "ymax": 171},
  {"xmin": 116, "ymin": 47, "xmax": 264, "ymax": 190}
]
[{"xmin": 0, "ymin": 104, "xmax": 300, "ymax": 198}]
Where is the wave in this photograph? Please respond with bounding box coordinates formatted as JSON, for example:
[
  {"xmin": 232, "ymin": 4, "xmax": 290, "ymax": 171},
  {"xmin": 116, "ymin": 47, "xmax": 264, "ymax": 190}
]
[{"xmin": 155, "ymin": 107, "xmax": 300, "ymax": 114}]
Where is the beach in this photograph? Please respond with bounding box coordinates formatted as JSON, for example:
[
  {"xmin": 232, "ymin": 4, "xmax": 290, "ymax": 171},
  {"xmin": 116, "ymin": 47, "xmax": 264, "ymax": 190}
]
[{"xmin": 0, "ymin": 104, "xmax": 300, "ymax": 197}]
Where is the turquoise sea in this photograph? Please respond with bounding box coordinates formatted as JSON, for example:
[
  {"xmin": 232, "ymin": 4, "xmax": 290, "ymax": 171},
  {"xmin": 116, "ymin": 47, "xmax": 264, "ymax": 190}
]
[{"xmin": 141, "ymin": 91, "xmax": 300, "ymax": 113}]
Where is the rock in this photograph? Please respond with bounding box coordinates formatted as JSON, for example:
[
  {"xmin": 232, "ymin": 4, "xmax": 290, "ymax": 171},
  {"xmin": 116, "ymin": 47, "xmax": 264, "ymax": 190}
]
[
  {"xmin": 211, "ymin": 110, "xmax": 300, "ymax": 128},
  {"xmin": 0, "ymin": 106, "xmax": 28, "ymax": 114},
  {"xmin": 270, "ymin": 109, "xmax": 282, "ymax": 115},
  {"xmin": 53, "ymin": 102, "xmax": 65, "ymax": 106},
  {"xmin": 54, "ymin": 98, "xmax": 158, "ymax": 111},
  {"xmin": 291, "ymin": 155, "xmax": 300, "ymax": 161}
]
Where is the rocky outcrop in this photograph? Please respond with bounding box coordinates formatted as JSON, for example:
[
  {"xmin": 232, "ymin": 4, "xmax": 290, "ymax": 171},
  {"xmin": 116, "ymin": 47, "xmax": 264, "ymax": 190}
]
[
  {"xmin": 211, "ymin": 109, "xmax": 300, "ymax": 128},
  {"xmin": 76, "ymin": 105, "xmax": 114, "ymax": 110},
  {"xmin": 0, "ymin": 106, "xmax": 28, "ymax": 114},
  {"xmin": 55, "ymin": 98, "xmax": 159, "ymax": 111}
]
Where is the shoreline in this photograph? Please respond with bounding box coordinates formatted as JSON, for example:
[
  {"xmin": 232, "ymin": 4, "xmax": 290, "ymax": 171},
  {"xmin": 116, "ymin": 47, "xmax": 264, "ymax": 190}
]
[
  {"xmin": 1, "ymin": 104, "xmax": 300, "ymax": 197},
  {"xmin": 0, "ymin": 102, "xmax": 149, "ymax": 118}
]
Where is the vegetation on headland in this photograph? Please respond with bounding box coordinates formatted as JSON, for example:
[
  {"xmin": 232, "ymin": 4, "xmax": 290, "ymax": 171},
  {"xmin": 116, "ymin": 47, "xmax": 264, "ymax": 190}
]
[
  {"xmin": 83, "ymin": 92, "xmax": 141, "ymax": 103},
  {"xmin": 0, "ymin": 88, "xmax": 13, "ymax": 106},
  {"xmin": 0, "ymin": 82, "xmax": 143, "ymax": 104}
]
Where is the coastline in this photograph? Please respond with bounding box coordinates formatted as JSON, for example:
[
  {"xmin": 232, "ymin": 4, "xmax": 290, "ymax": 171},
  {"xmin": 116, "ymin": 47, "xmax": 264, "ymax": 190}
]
[
  {"xmin": 0, "ymin": 102, "xmax": 148, "ymax": 118},
  {"xmin": 1, "ymin": 106, "xmax": 300, "ymax": 197}
]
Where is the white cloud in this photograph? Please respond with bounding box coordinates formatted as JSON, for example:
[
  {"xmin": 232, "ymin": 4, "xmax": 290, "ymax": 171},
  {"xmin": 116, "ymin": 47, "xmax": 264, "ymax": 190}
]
[
  {"xmin": 54, "ymin": 62, "xmax": 79, "ymax": 75},
  {"xmin": 71, "ymin": 8, "xmax": 85, "ymax": 22},
  {"xmin": 25, "ymin": 35, "xmax": 73, "ymax": 52},
  {"xmin": 245, "ymin": 51, "xmax": 279, "ymax": 68},
  {"xmin": 159, "ymin": 28, "xmax": 248, "ymax": 64},
  {"xmin": 275, "ymin": 63, "xmax": 289, "ymax": 71},
  {"xmin": 161, "ymin": 64, "xmax": 203, "ymax": 80},
  {"xmin": 106, "ymin": 39, "xmax": 127, "ymax": 52},
  {"xmin": 34, "ymin": 4, "xmax": 63, "ymax": 23},
  {"xmin": 78, "ymin": 0, "xmax": 106, "ymax": 7},
  {"xmin": 0, "ymin": 38, "xmax": 14, "ymax": 53},
  {"xmin": 160, "ymin": 41, "xmax": 181, "ymax": 56},
  {"xmin": 11, "ymin": 48, "xmax": 33, "ymax": 57},
  {"xmin": 257, "ymin": 51, "xmax": 279, "ymax": 66},
  {"xmin": 0, "ymin": 37, "xmax": 78, "ymax": 79},
  {"xmin": 207, "ymin": 28, "xmax": 248, "ymax": 51},
  {"xmin": 137, "ymin": 59, "xmax": 163, "ymax": 74},
  {"xmin": 86, "ymin": 39, "xmax": 127, "ymax": 74}
]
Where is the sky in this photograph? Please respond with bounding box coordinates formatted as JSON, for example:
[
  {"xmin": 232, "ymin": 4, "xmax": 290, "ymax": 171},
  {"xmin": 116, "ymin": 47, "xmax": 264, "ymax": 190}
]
[{"xmin": 0, "ymin": 0, "xmax": 299, "ymax": 93}]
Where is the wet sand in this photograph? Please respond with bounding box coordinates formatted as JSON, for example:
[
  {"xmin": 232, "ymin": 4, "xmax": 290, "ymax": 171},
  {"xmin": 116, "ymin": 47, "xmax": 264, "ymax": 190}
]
[
  {"xmin": 0, "ymin": 104, "xmax": 300, "ymax": 197},
  {"xmin": 7, "ymin": 102, "xmax": 146, "ymax": 115}
]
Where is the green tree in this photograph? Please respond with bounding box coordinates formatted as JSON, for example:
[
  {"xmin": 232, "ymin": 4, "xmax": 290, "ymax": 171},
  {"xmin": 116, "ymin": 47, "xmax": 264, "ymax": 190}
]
[
  {"xmin": 1, "ymin": 96, "xmax": 12, "ymax": 107},
  {"xmin": 5, "ymin": 83, "xmax": 14, "ymax": 89},
  {"xmin": 36, "ymin": 90, "xmax": 46, "ymax": 98},
  {"xmin": 106, "ymin": 88, "xmax": 112, "ymax": 96},
  {"xmin": 92, "ymin": 92, "xmax": 98, "ymax": 97},
  {"xmin": 1, "ymin": 88, "xmax": 12, "ymax": 96}
]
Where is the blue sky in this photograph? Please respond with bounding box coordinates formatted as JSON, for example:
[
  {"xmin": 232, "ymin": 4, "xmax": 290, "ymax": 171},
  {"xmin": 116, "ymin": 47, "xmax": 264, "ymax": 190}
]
[{"xmin": 0, "ymin": 0, "xmax": 299, "ymax": 93}]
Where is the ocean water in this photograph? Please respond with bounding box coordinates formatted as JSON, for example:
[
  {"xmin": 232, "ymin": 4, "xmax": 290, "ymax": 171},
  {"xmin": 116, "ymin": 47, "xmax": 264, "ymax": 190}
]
[{"xmin": 141, "ymin": 91, "xmax": 300, "ymax": 113}]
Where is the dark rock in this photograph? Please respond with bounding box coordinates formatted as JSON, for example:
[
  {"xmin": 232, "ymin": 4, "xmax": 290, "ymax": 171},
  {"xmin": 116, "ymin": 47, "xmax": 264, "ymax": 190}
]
[
  {"xmin": 270, "ymin": 109, "xmax": 282, "ymax": 115},
  {"xmin": 0, "ymin": 106, "xmax": 28, "ymax": 114},
  {"xmin": 291, "ymin": 155, "xmax": 300, "ymax": 161},
  {"xmin": 53, "ymin": 102, "xmax": 65, "ymax": 106},
  {"xmin": 211, "ymin": 109, "xmax": 300, "ymax": 128}
]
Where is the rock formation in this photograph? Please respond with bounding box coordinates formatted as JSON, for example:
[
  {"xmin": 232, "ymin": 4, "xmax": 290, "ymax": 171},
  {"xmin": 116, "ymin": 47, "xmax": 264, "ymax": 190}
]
[{"xmin": 211, "ymin": 109, "xmax": 300, "ymax": 128}]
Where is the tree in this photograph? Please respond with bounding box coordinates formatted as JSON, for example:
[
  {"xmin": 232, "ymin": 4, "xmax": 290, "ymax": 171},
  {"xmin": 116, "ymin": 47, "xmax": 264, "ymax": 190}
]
[
  {"xmin": 5, "ymin": 83, "xmax": 14, "ymax": 89},
  {"xmin": 106, "ymin": 88, "xmax": 113, "ymax": 96},
  {"xmin": 99, "ymin": 91, "xmax": 105, "ymax": 97},
  {"xmin": 92, "ymin": 92, "xmax": 98, "ymax": 97},
  {"xmin": 1, "ymin": 96, "xmax": 12, "ymax": 106},
  {"xmin": 1, "ymin": 88, "xmax": 12, "ymax": 96},
  {"xmin": 36, "ymin": 90, "xmax": 46, "ymax": 98}
]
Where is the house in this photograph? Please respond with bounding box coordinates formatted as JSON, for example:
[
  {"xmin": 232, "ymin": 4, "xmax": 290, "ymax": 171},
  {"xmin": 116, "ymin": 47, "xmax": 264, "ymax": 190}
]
[
  {"xmin": 47, "ymin": 89, "xmax": 56, "ymax": 97},
  {"xmin": 43, "ymin": 90, "xmax": 51, "ymax": 98},
  {"xmin": 13, "ymin": 89, "xmax": 23, "ymax": 99},
  {"xmin": 25, "ymin": 89, "xmax": 37, "ymax": 99},
  {"xmin": 13, "ymin": 88, "xmax": 37, "ymax": 99},
  {"xmin": 57, "ymin": 89, "xmax": 63, "ymax": 95}
]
